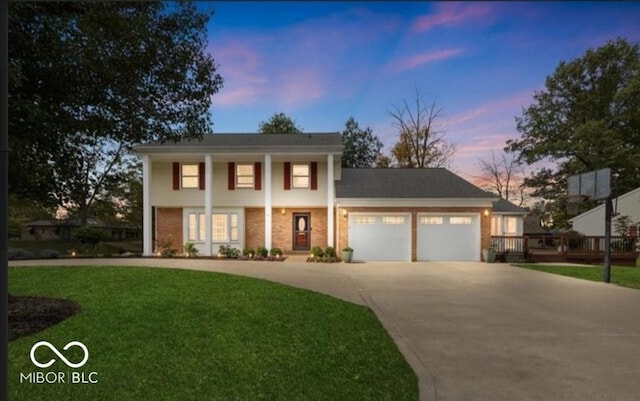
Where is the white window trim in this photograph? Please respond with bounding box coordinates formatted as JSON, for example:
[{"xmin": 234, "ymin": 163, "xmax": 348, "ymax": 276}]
[
  {"xmin": 236, "ymin": 163, "xmax": 254, "ymax": 189},
  {"xmin": 291, "ymin": 163, "xmax": 310, "ymax": 189},
  {"xmin": 183, "ymin": 208, "xmax": 244, "ymax": 249},
  {"xmin": 181, "ymin": 163, "xmax": 199, "ymax": 189}
]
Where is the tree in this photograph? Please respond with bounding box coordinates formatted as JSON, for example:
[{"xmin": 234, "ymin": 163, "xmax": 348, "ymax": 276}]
[
  {"xmin": 258, "ymin": 112, "xmax": 303, "ymax": 134},
  {"xmin": 340, "ymin": 117, "xmax": 383, "ymax": 168},
  {"xmin": 9, "ymin": 2, "xmax": 223, "ymax": 223},
  {"xmin": 388, "ymin": 89, "xmax": 456, "ymax": 168},
  {"xmin": 475, "ymin": 151, "xmax": 526, "ymax": 206},
  {"xmin": 506, "ymin": 38, "xmax": 640, "ymax": 226}
]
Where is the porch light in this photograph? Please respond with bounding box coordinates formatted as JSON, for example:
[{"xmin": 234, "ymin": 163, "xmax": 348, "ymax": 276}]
[
  {"xmin": 281, "ymin": 208, "xmax": 286, "ymax": 215},
  {"xmin": 484, "ymin": 209, "xmax": 490, "ymax": 217},
  {"xmin": 342, "ymin": 209, "xmax": 347, "ymax": 217}
]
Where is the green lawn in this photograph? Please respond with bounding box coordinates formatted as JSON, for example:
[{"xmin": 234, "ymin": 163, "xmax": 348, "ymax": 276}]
[
  {"xmin": 9, "ymin": 266, "xmax": 417, "ymax": 401},
  {"xmin": 512, "ymin": 264, "xmax": 640, "ymax": 289}
]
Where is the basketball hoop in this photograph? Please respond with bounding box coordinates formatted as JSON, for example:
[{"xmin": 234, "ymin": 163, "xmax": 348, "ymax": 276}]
[{"xmin": 565, "ymin": 194, "xmax": 588, "ymax": 216}]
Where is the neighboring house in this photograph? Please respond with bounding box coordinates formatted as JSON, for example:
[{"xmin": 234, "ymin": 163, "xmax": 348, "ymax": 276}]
[
  {"xmin": 569, "ymin": 187, "xmax": 640, "ymax": 236},
  {"xmin": 24, "ymin": 218, "xmax": 141, "ymax": 241},
  {"xmin": 133, "ymin": 133, "xmax": 499, "ymax": 261},
  {"xmin": 490, "ymin": 198, "xmax": 526, "ymax": 236}
]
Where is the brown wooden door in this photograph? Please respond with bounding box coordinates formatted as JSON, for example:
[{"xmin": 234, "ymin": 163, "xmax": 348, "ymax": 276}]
[{"xmin": 293, "ymin": 213, "xmax": 311, "ymax": 251}]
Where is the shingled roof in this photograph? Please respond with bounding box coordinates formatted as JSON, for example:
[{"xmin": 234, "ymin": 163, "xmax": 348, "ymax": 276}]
[
  {"xmin": 335, "ymin": 168, "xmax": 495, "ymax": 199},
  {"xmin": 492, "ymin": 198, "xmax": 527, "ymax": 214},
  {"xmin": 134, "ymin": 133, "xmax": 343, "ymax": 153}
]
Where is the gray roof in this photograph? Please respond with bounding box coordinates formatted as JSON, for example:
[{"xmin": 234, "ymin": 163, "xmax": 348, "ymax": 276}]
[
  {"xmin": 134, "ymin": 133, "xmax": 343, "ymax": 154},
  {"xmin": 336, "ymin": 168, "xmax": 495, "ymax": 199},
  {"xmin": 492, "ymin": 198, "xmax": 527, "ymax": 214}
]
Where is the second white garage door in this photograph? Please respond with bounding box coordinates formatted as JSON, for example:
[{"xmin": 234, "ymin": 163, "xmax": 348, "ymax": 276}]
[
  {"xmin": 348, "ymin": 213, "xmax": 411, "ymax": 261},
  {"xmin": 417, "ymin": 214, "xmax": 480, "ymax": 261}
]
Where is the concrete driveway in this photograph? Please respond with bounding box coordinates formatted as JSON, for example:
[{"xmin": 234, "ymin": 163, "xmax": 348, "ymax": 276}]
[{"xmin": 10, "ymin": 258, "xmax": 640, "ymax": 401}]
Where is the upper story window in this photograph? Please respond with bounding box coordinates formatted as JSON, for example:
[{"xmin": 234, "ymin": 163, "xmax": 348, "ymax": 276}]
[
  {"xmin": 292, "ymin": 164, "xmax": 309, "ymax": 188},
  {"xmin": 181, "ymin": 164, "xmax": 199, "ymax": 189},
  {"xmin": 236, "ymin": 164, "xmax": 254, "ymax": 189}
]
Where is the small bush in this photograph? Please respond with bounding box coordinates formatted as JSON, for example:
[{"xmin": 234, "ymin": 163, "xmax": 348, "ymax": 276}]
[
  {"xmin": 256, "ymin": 246, "xmax": 269, "ymax": 258},
  {"xmin": 40, "ymin": 249, "xmax": 61, "ymax": 259},
  {"xmin": 184, "ymin": 242, "xmax": 199, "ymax": 257},
  {"xmin": 311, "ymin": 246, "xmax": 324, "ymax": 258},
  {"xmin": 342, "ymin": 246, "xmax": 353, "ymax": 252},
  {"xmin": 242, "ymin": 248, "xmax": 255, "ymax": 257},
  {"xmin": 157, "ymin": 236, "xmax": 178, "ymax": 257},
  {"xmin": 8, "ymin": 249, "xmax": 34, "ymax": 261},
  {"xmin": 74, "ymin": 226, "xmax": 107, "ymax": 247},
  {"xmin": 270, "ymin": 248, "xmax": 283, "ymax": 257},
  {"xmin": 324, "ymin": 246, "xmax": 336, "ymax": 258},
  {"xmin": 218, "ymin": 245, "xmax": 240, "ymax": 258}
]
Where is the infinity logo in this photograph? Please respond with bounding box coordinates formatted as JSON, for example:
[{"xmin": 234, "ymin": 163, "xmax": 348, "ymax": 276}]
[{"xmin": 30, "ymin": 341, "xmax": 89, "ymax": 369}]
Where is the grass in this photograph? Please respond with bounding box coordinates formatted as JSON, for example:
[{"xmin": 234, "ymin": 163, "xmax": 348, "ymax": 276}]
[
  {"xmin": 9, "ymin": 266, "xmax": 417, "ymax": 401},
  {"xmin": 512, "ymin": 264, "xmax": 640, "ymax": 290},
  {"xmin": 8, "ymin": 239, "xmax": 142, "ymax": 256}
]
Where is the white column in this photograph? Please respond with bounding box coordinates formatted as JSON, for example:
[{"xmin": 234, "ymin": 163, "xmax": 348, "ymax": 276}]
[
  {"xmin": 264, "ymin": 154, "xmax": 272, "ymax": 250},
  {"xmin": 204, "ymin": 154, "xmax": 213, "ymax": 256},
  {"xmin": 327, "ymin": 154, "xmax": 335, "ymax": 247},
  {"xmin": 142, "ymin": 155, "xmax": 153, "ymax": 256}
]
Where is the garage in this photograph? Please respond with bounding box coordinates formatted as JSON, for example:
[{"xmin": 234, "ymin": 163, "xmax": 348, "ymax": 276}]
[
  {"xmin": 417, "ymin": 214, "xmax": 480, "ymax": 261},
  {"xmin": 348, "ymin": 213, "xmax": 411, "ymax": 261}
]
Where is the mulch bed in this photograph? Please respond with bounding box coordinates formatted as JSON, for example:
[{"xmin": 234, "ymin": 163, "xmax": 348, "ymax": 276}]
[{"xmin": 8, "ymin": 295, "xmax": 81, "ymax": 341}]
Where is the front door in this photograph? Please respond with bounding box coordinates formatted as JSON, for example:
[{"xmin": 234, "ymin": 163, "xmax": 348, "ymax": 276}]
[{"xmin": 293, "ymin": 213, "xmax": 311, "ymax": 251}]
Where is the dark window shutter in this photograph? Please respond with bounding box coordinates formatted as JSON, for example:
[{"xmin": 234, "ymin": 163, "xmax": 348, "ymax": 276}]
[
  {"xmin": 172, "ymin": 162, "xmax": 180, "ymax": 190},
  {"xmin": 254, "ymin": 162, "xmax": 262, "ymax": 190},
  {"xmin": 228, "ymin": 162, "xmax": 235, "ymax": 190},
  {"xmin": 198, "ymin": 162, "xmax": 205, "ymax": 190},
  {"xmin": 284, "ymin": 162, "xmax": 291, "ymax": 190},
  {"xmin": 310, "ymin": 162, "xmax": 318, "ymax": 190}
]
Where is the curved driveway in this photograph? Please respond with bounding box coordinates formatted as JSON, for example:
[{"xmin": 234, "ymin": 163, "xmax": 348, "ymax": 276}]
[{"xmin": 10, "ymin": 258, "xmax": 640, "ymax": 401}]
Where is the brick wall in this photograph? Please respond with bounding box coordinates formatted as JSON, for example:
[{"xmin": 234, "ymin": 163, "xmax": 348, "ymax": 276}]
[
  {"xmin": 156, "ymin": 207, "xmax": 183, "ymax": 253},
  {"xmin": 336, "ymin": 206, "xmax": 492, "ymax": 261}
]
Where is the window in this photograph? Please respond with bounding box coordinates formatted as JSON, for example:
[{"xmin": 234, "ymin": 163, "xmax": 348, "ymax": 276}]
[
  {"xmin": 236, "ymin": 164, "xmax": 254, "ymax": 189},
  {"xmin": 292, "ymin": 164, "xmax": 309, "ymax": 188},
  {"xmin": 181, "ymin": 164, "xmax": 199, "ymax": 189},
  {"xmin": 450, "ymin": 216, "xmax": 473, "ymax": 225},
  {"xmin": 383, "ymin": 216, "xmax": 405, "ymax": 225},
  {"xmin": 491, "ymin": 216, "xmax": 501, "ymax": 235},
  {"xmin": 505, "ymin": 217, "xmax": 518, "ymax": 235},
  {"xmin": 420, "ymin": 216, "xmax": 443, "ymax": 225},
  {"xmin": 352, "ymin": 216, "xmax": 376, "ymax": 225},
  {"xmin": 186, "ymin": 213, "xmax": 239, "ymax": 242}
]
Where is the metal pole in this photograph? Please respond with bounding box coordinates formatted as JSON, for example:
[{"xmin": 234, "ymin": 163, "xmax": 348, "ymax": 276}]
[{"xmin": 603, "ymin": 196, "xmax": 612, "ymax": 283}]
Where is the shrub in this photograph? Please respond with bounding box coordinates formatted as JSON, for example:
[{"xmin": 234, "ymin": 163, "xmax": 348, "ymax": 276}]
[
  {"xmin": 242, "ymin": 248, "xmax": 255, "ymax": 257},
  {"xmin": 218, "ymin": 245, "xmax": 240, "ymax": 258},
  {"xmin": 8, "ymin": 249, "xmax": 34, "ymax": 260},
  {"xmin": 270, "ymin": 248, "xmax": 283, "ymax": 257},
  {"xmin": 74, "ymin": 226, "xmax": 107, "ymax": 247},
  {"xmin": 342, "ymin": 246, "xmax": 353, "ymax": 252},
  {"xmin": 157, "ymin": 236, "xmax": 178, "ymax": 257},
  {"xmin": 183, "ymin": 242, "xmax": 199, "ymax": 257},
  {"xmin": 8, "ymin": 219, "xmax": 23, "ymax": 239},
  {"xmin": 311, "ymin": 246, "xmax": 324, "ymax": 258},
  {"xmin": 324, "ymin": 246, "xmax": 336, "ymax": 258},
  {"xmin": 256, "ymin": 246, "xmax": 269, "ymax": 258},
  {"xmin": 40, "ymin": 249, "xmax": 61, "ymax": 259}
]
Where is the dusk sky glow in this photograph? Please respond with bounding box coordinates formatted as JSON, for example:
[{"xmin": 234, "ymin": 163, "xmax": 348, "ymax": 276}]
[{"xmin": 204, "ymin": 1, "xmax": 640, "ymax": 179}]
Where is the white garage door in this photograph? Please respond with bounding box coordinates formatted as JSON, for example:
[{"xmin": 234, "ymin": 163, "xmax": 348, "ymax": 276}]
[
  {"xmin": 417, "ymin": 214, "xmax": 480, "ymax": 261},
  {"xmin": 348, "ymin": 214, "xmax": 411, "ymax": 261}
]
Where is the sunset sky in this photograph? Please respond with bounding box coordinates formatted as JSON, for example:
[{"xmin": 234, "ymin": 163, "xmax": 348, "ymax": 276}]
[{"xmin": 204, "ymin": 1, "xmax": 640, "ymax": 179}]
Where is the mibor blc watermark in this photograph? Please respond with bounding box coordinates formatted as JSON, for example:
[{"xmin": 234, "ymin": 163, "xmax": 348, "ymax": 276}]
[{"xmin": 20, "ymin": 341, "xmax": 99, "ymax": 384}]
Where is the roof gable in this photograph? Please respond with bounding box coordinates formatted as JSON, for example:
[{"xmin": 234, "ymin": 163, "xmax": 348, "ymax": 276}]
[
  {"xmin": 492, "ymin": 198, "xmax": 527, "ymax": 214},
  {"xmin": 335, "ymin": 168, "xmax": 494, "ymax": 199}
]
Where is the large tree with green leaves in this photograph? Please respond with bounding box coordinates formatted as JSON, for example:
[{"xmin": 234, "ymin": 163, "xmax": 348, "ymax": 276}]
[
  {"xmin": 258, "ymin": 112, "xmax": 303, "ymax": 134},
  {"xmin": 506, "ymin": 37, "xmax": 640, "ymax": 227},
  {"xmin": 341, "ymin": 117, "xmax": 383, "ymax": 168},
  {"xmin": 9, "ymin": 1, "xmax": 223, "ymax": 224},
  {"xmin": 388, "ymin": 89, "xmax": 456, "ymax": 168}
]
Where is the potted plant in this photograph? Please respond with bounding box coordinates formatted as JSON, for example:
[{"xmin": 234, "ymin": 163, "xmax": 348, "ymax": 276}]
[
  {"xmin": 342, "ymin": 246, "xmax": 353, "ymax": 263},
  {"xmin": 482, "ymin": 245, "xmax": 497, "ymax": 263}
]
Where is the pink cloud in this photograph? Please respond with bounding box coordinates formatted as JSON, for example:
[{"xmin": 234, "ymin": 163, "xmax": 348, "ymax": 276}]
[
  {"xmin": 388, "ymin": 48, "xmax": 465, "ymax": 72},
  {"xmin": 443, "ymin": 92, "xmax": 533, "ymax": 127},
  {"xmin": 412, "ymin": 2, "xmax": 495, "ymax": 32},
  {"xmin": 211, "ymin": 41, "xmax": 268, "ymax": 107},
  {"xmin": 278, "ymin": 68, "xmax": 326, "ymax": 108}
]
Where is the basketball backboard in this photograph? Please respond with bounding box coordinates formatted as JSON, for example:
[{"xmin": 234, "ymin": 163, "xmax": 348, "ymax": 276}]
[{"xmin": 567, "ymin": 168, "xmax": 611, "ymax": 200}]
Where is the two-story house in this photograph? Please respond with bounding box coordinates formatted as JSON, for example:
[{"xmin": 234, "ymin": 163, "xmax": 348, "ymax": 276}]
[{"xmin": 134, "ymin": 133, "xmax": 511, "ymax": 262}]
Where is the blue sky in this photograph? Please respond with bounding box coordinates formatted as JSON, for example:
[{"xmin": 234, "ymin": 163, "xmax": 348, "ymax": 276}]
[{"xmin": 204, "ymin": 1, "xmax": 640, "ymax": 178}]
